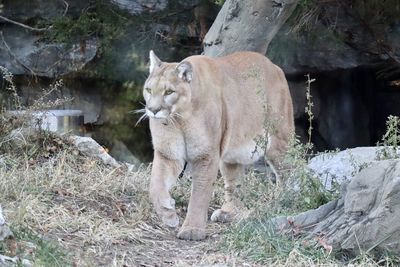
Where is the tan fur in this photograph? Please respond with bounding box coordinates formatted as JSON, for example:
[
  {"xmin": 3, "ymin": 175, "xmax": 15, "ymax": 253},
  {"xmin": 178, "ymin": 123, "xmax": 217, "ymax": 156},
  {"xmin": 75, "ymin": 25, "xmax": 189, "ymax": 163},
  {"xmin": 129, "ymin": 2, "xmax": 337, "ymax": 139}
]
[{"xmin": 143, "ymin": 51, "xmax": 294, "ymax": 240}]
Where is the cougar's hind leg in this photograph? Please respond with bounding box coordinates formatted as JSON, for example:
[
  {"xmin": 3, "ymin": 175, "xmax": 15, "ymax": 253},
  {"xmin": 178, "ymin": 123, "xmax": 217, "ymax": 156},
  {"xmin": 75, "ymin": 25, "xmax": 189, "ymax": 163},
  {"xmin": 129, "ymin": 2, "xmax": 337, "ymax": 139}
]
[
  {"xmin": 266, "ymin": 135, "xmax": 289, "ymax": 185},
  {"xmin": 211, "ymin": 162, "xmax": 246, "ymax": 223}
]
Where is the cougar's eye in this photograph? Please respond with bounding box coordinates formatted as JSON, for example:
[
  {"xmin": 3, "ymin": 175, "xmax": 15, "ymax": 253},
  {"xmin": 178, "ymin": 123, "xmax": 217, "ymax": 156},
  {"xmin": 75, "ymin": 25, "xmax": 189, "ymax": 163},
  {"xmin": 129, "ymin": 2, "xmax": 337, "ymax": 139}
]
[
  {"xmin": 145, "ymin": 88, "xmax": 152, "ymax": 94},
  {"xmin": 164, "ymin": 89, "xmax": 174, "ymax": 96}
]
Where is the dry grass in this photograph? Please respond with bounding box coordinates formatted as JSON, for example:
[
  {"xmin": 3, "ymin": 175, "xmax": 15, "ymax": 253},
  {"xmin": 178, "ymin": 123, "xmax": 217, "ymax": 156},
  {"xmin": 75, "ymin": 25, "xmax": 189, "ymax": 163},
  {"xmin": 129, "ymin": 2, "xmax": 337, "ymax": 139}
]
[
  {"xmin": 0, "ymin": 136, "xmax": 247, "ymax": 266},
  {"xmin": 0, "ymin": 132, "xmax": 393, "ymax": 266}
]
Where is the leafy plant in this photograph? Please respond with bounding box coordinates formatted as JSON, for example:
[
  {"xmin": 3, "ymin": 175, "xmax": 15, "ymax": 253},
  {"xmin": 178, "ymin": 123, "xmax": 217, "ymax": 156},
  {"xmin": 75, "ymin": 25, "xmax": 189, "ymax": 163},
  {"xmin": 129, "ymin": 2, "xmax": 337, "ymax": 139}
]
[
  {"xmin": 376, "ymin": 115, "xmax": 400, "ymax": 160},
  {"xmin": 223, "ymin": 216, "xmax": 334, "ymax": 265},
  {"xmin": 284, "ymin": 135, "xmax": 336, "ymax": 211},
  {"xmin": 1, "ymin": 227, "xmax": 69, "ymax": 266},
  {"xmin": 212, "ymin": 0, "xmax": 225, "ymax": 6}
]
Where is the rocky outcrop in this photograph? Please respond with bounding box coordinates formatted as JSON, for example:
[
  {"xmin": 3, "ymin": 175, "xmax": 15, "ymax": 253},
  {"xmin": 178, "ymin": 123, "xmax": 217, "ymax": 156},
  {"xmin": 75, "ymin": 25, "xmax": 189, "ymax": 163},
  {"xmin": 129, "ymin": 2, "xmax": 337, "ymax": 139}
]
[
  {"xmin": 267, "ymin": 2, "xmax": 400, "ymax": 75},
  {"xmin": 308, "ymin": 147, "xmax": 381, "ymax": 190},
  {"xmin": 0, "ymin": 1, "xmax": 97, "ymax": 78},
  {"xmin": 275, "ymin": 159, "xmax": 400, "ymax": 255}
]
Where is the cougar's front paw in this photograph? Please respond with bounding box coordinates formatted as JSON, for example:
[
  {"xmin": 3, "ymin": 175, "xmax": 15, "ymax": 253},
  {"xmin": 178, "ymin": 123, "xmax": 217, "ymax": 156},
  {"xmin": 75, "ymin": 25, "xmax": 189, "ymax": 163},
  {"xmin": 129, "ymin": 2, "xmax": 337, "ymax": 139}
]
[
  {"xmin": 177, "ymin": 226, "xmax": 206, "ymax": 241},
  {"xmin": 210, "ymin": 209, "xmax": 232, "ymax": 223}
]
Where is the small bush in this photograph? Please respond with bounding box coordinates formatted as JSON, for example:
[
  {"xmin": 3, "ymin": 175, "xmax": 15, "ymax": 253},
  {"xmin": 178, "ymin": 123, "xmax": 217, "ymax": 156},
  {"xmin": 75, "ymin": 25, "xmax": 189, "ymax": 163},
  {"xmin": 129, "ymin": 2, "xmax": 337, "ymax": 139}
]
[{"xmin": 376, "ymin": 115, "xmax": 400, "ymax": 160}]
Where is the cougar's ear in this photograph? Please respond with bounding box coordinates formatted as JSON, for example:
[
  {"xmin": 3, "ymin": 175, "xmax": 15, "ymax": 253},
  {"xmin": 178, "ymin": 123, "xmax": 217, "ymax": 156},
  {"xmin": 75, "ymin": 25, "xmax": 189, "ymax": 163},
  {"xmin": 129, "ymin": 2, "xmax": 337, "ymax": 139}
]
[
  {"xmin": 176, "ymin": 61, "xmax": 193, "ymax": 83},
  {"xmin": 149, "ymin": 50, "xmax": 162, "ymax": 73}
]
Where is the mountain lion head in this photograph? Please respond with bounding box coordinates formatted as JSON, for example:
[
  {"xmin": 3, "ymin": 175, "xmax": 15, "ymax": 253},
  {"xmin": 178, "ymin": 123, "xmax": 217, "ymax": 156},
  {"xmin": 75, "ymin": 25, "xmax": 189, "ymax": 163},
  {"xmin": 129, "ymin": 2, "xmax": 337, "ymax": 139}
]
[{"xmin": 140, "ymin": 51, "xmax": 193, "ymax": 124}]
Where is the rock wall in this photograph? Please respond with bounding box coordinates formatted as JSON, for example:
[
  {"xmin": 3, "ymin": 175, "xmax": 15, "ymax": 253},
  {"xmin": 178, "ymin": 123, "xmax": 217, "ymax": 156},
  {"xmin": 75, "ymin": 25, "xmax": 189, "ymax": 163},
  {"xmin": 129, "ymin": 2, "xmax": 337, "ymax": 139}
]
[{"xmin": 268, "ymin": 1, "xmax": 400, "ymax": 150}]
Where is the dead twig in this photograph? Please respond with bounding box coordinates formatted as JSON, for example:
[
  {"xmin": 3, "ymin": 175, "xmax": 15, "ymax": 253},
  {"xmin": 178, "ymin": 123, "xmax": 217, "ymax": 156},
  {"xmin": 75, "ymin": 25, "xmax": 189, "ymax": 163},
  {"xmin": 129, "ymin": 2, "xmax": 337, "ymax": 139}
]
[
  {"xmin": 62, "ymin": 0, "xmax": 69, "ymax": 16},
  {"xmin": 0, "ymin": 15, "xmax": 48, "ymax": 32}
]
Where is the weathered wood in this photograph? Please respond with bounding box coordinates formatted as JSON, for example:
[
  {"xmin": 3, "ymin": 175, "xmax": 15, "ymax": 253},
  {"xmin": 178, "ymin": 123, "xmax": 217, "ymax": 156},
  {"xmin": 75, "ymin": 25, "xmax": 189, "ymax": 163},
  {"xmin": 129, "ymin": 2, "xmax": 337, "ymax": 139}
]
[{"xmin": 203, "ymin": 0, "xmax": 299, "ymax": 56}]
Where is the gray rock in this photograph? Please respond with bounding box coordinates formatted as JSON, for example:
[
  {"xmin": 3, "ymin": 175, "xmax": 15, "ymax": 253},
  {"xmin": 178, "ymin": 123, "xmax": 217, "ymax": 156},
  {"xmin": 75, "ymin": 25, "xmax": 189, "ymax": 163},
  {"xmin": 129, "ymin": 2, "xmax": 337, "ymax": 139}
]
[
  {"xmin": 275, "ymin": 159, "xmax": 400, "ymax": 255},
  {"xmin": 110, "ymin": 0, "xmax": 202, "ymax": 15},
  {"xmin": 70, "ymin": 136, "xmax": 121, "ymax": 168},
  {"xmin": 0, "ymin": 25, "xmax": 97, "ymax": 77},
  {"xmin": 308, "ymin": 147, "xmax": 380, "ymax": 190},
  {"xmin": 110, "ymin": 0, "xmax": 168, "ymax": 15},
  {"xmin": 0, "ymin": 205, "xmax": 13, "ymax": 242},
  {"xmin": 0, "ymin": 205, "xmax": 5, "ymax": 228}
]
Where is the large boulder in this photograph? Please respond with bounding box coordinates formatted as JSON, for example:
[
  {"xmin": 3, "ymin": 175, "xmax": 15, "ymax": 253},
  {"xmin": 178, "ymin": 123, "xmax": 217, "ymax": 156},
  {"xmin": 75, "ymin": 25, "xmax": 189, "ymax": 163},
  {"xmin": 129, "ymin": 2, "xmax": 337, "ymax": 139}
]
[
  {"xmin": 0, "ymin": 0, "xmax": 97, "ymax": 77},
  {"xmin": 275, "ymin": 159, "xmax": 400, "ymax": 255},
  {"xmin": 308, "ymin": 147, "xmax": 382, "ymax": 190},
  {"xmin": 0, "ymin": 26, "xmax": 97, "ymax": 77}
]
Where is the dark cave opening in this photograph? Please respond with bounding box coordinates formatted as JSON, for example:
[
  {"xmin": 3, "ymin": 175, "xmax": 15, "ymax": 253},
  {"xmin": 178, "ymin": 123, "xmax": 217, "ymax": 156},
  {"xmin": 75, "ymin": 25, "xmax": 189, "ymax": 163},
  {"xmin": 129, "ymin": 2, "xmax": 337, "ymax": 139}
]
[{"xmin": 292, "ymin": 66, "xmax": 400, "ymax": 152}]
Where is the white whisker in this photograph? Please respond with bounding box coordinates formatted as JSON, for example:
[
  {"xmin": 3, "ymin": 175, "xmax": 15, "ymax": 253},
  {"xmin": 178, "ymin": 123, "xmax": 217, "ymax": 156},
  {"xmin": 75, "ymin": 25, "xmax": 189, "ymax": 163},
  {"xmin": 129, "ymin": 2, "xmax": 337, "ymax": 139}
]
[
  {"xmin": 130, "ymin": 108, "xmax": 146, "ymax": 114},
  {"xmin": 135, "ymin": 113, "xmax": 148, "ymax": 126},
  {"xmin": 173, "ymin": 112, "xmax": 183, "ymax": 119},
  {"xmin": 168, "ymin": 116, "xmax": 176, "ymax": 128}
]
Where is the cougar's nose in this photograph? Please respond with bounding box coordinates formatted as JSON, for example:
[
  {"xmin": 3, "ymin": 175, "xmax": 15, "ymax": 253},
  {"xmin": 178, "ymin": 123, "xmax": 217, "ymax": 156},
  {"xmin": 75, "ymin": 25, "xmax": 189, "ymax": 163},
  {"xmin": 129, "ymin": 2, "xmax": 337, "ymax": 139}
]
[{"xmin": 148, "ymin": 107, "xmax": 161, "ymax": 115}]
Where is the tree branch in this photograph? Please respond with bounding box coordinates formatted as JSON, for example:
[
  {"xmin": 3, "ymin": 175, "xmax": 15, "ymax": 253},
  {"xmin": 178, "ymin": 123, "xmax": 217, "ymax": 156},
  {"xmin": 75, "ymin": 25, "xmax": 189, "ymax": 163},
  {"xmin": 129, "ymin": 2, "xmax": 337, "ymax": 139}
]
[{"xmin": 0, "ymin": 15, "xmax": 48, "ymax": 32}]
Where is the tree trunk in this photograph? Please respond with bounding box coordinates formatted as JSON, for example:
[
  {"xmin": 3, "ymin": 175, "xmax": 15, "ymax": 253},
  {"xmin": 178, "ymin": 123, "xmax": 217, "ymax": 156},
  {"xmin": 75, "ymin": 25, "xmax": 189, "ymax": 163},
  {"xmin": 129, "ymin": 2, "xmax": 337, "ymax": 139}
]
[{"xmin": 203, "ymin": 0, "xmax": 299, "ymax": 57}]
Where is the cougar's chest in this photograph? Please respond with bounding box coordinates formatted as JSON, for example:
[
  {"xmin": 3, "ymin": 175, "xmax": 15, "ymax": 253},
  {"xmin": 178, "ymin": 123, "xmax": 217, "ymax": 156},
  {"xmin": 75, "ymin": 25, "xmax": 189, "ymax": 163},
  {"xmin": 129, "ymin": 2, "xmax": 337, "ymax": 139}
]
[{"xmin": 150, "ymin": 119, "xmax": 187, "ymax": 162}]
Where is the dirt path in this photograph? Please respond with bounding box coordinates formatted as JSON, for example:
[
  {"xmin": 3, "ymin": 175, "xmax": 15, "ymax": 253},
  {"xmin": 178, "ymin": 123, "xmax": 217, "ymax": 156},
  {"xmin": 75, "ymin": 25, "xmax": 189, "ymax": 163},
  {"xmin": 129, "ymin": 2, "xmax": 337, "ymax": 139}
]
[{"xmin": 72, "ymin": 222, "xmax": 235, "ymax": 266}]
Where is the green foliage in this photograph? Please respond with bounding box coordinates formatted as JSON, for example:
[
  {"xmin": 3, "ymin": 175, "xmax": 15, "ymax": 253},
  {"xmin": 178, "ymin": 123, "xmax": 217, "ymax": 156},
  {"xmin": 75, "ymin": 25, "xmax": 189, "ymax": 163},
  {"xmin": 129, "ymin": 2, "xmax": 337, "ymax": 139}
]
[
  {"xmin": 376, "ymin": 115, "xmax": 400, "ymax": 160},
  {"xmin": 1, "ymin": 227, "xmax": 69, "ymax": 266},
  {"xmin": 305, "ymin": 74, "xmax": 315, "ymax": 146},
  {"xmin": 283, "ymin": 74, "xmax": 337, "ymax": 211},
  {"xmin": 212, "ymin": 0, "xmax": 225, "ymax": 6},
  {"xmin": 284, "ymin": 136, "xmax": 337, "ymax": 211},
  {"xmin": 223, "ymin": 216, "xmax": 333, "ymax": 265},
  {"xmin": 45, "ymin": 14, "xmax": 101, "ymax": 44},
  {"xmin": 44, "ymin": 0, "xmax": 127, "ymax": 43}
]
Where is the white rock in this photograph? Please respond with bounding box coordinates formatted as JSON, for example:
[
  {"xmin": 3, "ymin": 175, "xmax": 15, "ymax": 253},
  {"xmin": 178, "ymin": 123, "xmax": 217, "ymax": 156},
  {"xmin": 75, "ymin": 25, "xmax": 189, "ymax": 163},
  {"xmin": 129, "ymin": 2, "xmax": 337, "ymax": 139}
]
[
  {"xmin": 0, "ymin": 205, "xmax": 13, "ymax": 242},
  {"xmin": 69, "ymin": 136, "xmax": 121, "ymax": 168},
  {"xmin": 0, "ymin": 205, "xmax": 5, "ymax": 226},
  {"xmin": 308, "ymin": 147, "xmax": 383, "ymax": 189}
]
